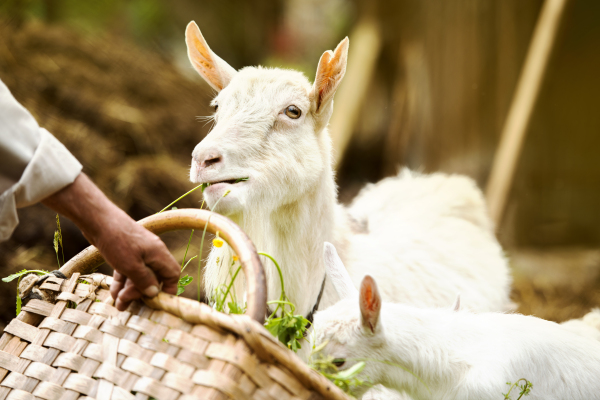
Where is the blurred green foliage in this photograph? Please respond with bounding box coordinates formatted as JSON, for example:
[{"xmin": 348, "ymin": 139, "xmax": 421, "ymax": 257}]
[{"xmin": 2, "ymin": 0, "xmax": 170, "ymax": 46}]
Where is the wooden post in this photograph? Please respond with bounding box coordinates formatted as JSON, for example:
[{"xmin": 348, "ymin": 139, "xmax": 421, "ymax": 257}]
[
  {"xmin": 485, "ymin": 0, "xmax": 569, "ymax": 226},
  {"xmin": 329, "ymin": 18, "xmax": 382, "ymax": 168}
]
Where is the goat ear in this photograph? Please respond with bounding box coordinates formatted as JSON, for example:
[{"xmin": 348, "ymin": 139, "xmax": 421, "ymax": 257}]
[
  {"xmin": 452, "ymin": 294, "xmax": 461, "ymax": 312},
  {"xmin": 323, "ymin": 242, "xmax": 357, "ymax": 300},
  {"xmin": 185, "ymin": 21, "xmax": 237, "ymax": 91},
  {"xmin": 311, "ymin": 37, "xmax": 349, "ymax": 114},
  {"xmin": 359, "ymin": 275, "xmax": 381, "ymax": 334}
]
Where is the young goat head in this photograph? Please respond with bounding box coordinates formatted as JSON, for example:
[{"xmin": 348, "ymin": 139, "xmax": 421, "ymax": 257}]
[
  {"xmin": 314, "ymin": 243, "xmax": 386, "ymax": 398},
  {"xmin": 316, "ymin": 243, "xmax": 463, "ymax": 398},
  {"xmin": 316, "ymin": 244, "xmax": 600, "ymax": 400},
  {"xmin": 187, "ymin": 21, "xmax": 348, "ymax": 217}
]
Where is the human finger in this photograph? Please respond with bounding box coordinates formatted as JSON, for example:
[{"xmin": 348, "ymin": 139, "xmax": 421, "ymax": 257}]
[
  {"xmin": 111, "ymin": 270, "xmax": 127, "ymax": 301},
  {"xmin": 115, "ymin": 282, "xmax": 143, "ymax": 311},
  {"xmin": 115, "ymin": 256, "xmax": 161, "ymax": 298},
  {"xmin": 141, "ymin": 236, "xmax": 180, "ymax": 295}
]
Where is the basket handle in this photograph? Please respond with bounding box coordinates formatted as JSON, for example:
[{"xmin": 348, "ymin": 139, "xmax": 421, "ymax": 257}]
[{"xmin": 58, "ymin": 209, "xmax": 267, "ymax": 323}]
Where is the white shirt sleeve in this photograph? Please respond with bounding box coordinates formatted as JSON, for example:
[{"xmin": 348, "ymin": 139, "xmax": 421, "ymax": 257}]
[{"xmin": 0, "ymin": 79, "xmax": 83, "ymax": 241}]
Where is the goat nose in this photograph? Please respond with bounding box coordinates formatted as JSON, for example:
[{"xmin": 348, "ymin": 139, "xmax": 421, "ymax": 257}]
[
  {"xmin": 194, "ymin": 149, "xmax": 223, "ymax": 169},
  {"xmin": 202, "ymin": 153, "xmax": 221, "ymax": 168}
]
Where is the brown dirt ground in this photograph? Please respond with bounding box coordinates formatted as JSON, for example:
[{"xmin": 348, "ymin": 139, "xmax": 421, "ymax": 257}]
[{"xmin": 510, "ymin": 248, "xmax": 600, "ymax": 322}]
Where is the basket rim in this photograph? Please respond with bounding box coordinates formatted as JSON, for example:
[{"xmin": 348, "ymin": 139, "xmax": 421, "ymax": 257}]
[
  {"xmin": 58, "ymin": 208, "xmax": 267, "ymax": 323},
  {"xmin": 140, "ymin": 288, "xmax": 351, "ymax": 400}
]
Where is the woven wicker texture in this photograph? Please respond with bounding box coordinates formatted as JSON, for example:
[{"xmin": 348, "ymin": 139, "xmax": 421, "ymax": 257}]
[
  {"xmin": 0, "ymin": 273, "xmax": 350, "ymax": 400},
  {"xmin": 0, "ymin": 209, "xmax": 350, "ymax": 400}
]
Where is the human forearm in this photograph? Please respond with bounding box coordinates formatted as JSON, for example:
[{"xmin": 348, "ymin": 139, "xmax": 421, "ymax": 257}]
[
  {"xmin": 41, "ymin": 173, "xmax": 124, "ymax": 244},
  {"xmin": 42, "ymin": 173, "xmax": 180, "ymax": 310}
]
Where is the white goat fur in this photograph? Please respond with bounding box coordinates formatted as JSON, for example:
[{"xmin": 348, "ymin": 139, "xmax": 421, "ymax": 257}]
[
  {"xmin": 184, "ymin": 20, "xmax": 512, "ymax": 320},
  {"xmin": 314, "ymin": 244, "xmax": 600, "ymax": 400},
  {"xmin": 560, "ymin": 308, "xmax": 600, "ymax": 341}
]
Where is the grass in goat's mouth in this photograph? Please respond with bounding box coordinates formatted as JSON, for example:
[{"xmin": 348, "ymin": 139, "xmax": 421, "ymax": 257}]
[
  {"xmin": 156, "ymin": 178, "xmax": 248, "ymax": 214},
  {"xmin": 209, "ymin": 177, "xmax": 248, "ymax": 185}
]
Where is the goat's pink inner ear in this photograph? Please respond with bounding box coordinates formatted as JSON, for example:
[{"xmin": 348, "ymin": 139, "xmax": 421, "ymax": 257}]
[
  {"xmin": 312, "ymin": 37, "xmax": 349, "ymax": 113},
  {"xmin": 185, "ymin": 21, "xmax": 235, "ymax": 91},
  {"xmin": 359, "ymin": 275, "xmax": 381, "ymax": 333}
]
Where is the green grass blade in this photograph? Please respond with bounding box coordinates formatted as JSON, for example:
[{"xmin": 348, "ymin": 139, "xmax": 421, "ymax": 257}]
[
  {"xmin": 56, "ymin": 214, "xmax": 64, "ymax": 265},
  {"xmin": 220, "ymin": 265, "xmax": 242, "ymax": 307},
  {"xmin": 182, "ymin": 255, "xmax": 197, "ymax": 272},
  {"xmin": 181, "ymin": 230, "xmax": 195, "ymax": 269},
  {"xmin": 157, "ymin": 183, "xmax": 205, "ymax": 214},
  {"xmin": 198, "ymin": 189, "xmax": 230, "ymax": 301}
]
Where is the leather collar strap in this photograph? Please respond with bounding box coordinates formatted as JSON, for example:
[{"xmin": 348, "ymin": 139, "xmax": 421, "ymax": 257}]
[{"xmin": 305, "ymin": 273, "xmax": 327, "ymax": 326}]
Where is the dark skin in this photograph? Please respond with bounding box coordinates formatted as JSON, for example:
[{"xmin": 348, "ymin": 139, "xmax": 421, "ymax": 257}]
[{"xmin": 41, "ymin": 173, "xmax": 180, "ymax": 311}]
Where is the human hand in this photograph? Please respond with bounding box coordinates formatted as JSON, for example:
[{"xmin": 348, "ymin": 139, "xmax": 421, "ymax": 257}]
[
  {"xmin": 92, "ymin": 214, "xmax": 180, "ymax": 311},
  {"xmin": 42, "ymin": 173, "xmax": 180, "ymax": 310}
]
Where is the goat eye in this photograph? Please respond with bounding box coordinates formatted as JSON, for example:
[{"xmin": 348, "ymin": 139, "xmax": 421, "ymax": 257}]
[
  {"xmin": 332, "ymin": 359, "xmax": 345, "ymax": 368},
  {"xmin": 284, "ymin": 105, "xmax": 301, "ymax": 119}
]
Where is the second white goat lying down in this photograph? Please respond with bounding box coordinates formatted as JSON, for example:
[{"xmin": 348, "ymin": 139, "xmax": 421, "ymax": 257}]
[
  {"xmin": 313, "ymin": 244, "xmax": 600, "ymax": 400},
  {"xmin": 560, "ymin": 308, "xmax": 600, "ymax": 341}
]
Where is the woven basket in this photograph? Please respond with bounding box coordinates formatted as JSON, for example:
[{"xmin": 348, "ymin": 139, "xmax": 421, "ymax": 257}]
[{"xmin": 0, "ymin": 209, "xmax": 350, "ymax": 400}]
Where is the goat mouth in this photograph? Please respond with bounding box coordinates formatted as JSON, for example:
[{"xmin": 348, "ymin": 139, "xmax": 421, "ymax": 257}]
[{"xmin": 205, "ymin": 177, "xmax": 249, "ymax": 186}]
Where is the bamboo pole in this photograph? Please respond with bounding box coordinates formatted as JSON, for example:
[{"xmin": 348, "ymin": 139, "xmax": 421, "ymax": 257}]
[
  {"xmin": 485, "ymin": 0, "xmax": 569, "ymax": 226},
  {"xmin": 330, "ymin": 18, "xmax": 382, "ymax": 168}
]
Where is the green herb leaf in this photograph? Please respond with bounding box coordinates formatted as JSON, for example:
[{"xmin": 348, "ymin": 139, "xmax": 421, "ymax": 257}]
[
  {"xmin": 177, "ymin": 274, "xmax": 193, "ymax": 296},
  {"xmin": 504, "ymin": 379, "xmax": 533, "ymax": 400},
  {"xmin": 179, "ymin": 275, "xmax": 193, "ymax": 286},
  {"xmin": 2, "ymin": 269, "xmax": 48, "ymax": 282},
  {"xmin": 264, "ymin": 310, "xmax": 309, "ymax": 352},
  {"xmin": 3, "ymin": 270, "xmax": 29, "ymax": 283},
  {"xmin": 334, "ymin": 362, "xmax": 366, "ymax": 380},
  {"xmin": 227, "ymin": 301, "xmax": 246, "ymax": 314}
]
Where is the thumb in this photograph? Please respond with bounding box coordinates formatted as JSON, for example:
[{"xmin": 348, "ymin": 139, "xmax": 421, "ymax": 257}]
[
  {"xmin": 141, "ymin": 241, "xmax": 181, "ymax": 296},
  {"xmin": 125, "ymin": 260, "xmax": 161, "ymax": 297}
]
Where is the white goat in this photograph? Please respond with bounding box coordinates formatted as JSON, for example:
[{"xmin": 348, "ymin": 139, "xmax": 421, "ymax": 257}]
[
  {"xmin": 184, "ymin": 20, "xmax": 512, "ymax": 321},
  {"xmin": 314, "ymin": 243, "xmax": 600, "ymax": 400}
]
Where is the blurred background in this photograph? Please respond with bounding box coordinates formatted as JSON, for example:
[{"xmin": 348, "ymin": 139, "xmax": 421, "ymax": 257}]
[{"xmin": 1, "ymin": 0, "xmax": 599, "ymax": 332}]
